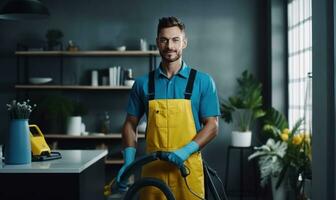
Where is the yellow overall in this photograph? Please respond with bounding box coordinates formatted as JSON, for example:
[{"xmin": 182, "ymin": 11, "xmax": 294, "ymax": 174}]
[{"xmin": 140, "ymin": 69, "xmax": 204, "ymax": 200}]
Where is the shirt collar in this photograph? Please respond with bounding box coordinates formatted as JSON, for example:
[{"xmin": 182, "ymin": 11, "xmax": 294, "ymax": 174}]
[{"xmin": 156, "ymin": 61, "xmax": 189, "ymax": 79}]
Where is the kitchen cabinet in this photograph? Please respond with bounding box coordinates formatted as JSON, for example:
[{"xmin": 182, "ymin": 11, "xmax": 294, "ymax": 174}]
[{"xmin": 0, "ymin": 150, "xmax": 107, "ymax": 200}]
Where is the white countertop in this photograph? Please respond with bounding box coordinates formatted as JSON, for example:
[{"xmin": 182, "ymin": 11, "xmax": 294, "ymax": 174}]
[{"xmin": 0, "ymin": 150, "xmax": 107, "ymax": 173}]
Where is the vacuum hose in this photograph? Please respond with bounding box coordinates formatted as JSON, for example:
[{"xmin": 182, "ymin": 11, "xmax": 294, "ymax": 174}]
[
  {"xmin": 120, "ymin": 151, "xmax": 187, "ymax": 200},
  {"xmin": 120, "ymin": 151, "xmax": 189, "ymax": 181},
  {"xmin": 118, "ymin": 151, "xmax": 227, "ymax": 200},
  {"xmin": 124, "ymin": 177, "xmax": 175, "ymax": 200}
]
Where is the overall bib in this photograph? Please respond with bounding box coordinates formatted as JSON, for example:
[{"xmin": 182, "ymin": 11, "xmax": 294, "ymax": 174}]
[{"xmin": 140, "ymin": 69, "xmax": 205, "ymax": 200}]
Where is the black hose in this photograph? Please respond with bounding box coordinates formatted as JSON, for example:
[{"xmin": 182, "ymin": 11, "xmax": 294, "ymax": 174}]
[
  {"xmin": 118, "ymin": 151, "xmax": 227, "ymax": 200},
  {"xmin": 203, "ymin": 161, "xmax": 229, "ymax": 200},
  {"xmin": 120, "ymin": 151, "xmax": 188, "ymax": 182},
  {"xmin": 124, "ymin": 177, "xmax": 175, "ymax": 200}
]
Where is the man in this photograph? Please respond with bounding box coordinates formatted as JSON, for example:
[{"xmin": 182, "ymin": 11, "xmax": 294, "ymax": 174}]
[{"xmin": 117, "ymin": 16, "xmax": 220, "ymax": 200}]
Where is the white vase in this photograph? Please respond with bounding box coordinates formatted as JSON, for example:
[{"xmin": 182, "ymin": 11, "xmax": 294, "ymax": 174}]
[
  {"xmin": 231, "ymin": 131, "xmax": 252, "ymax": 147},
  {"xmin": 66, "ymin": 116, "xmax": 82, "ymax": 136},
  {"xmin": 137, "ymin": 121, "xmax": 147, "ymax": 133},
  {"xmin": 271, "ymin": 176, "xmax": 287, "ymax": 200}
]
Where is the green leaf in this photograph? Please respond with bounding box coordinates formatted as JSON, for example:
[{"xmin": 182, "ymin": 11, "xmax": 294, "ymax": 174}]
[
  {"xmin": 263, "ymin": 107, "xmax": 288, "ymax": 131},
  {"xmin": 291, "ymin": 118, "xmax": 304, "ymax": 135},
  {"xmin": 220, "ymin": 101, "xmax": 234, "ymax": 123},
  {"xmin": 253, "ymin": 109, "xmax": 266, "ymax": 119},
  {"xmin": 229, "ymin": 96, "xmax": 244, "ymax": 108},
  {"xmin": 276, "ymin": 164, "xmax": 289, "ymax": 189}
]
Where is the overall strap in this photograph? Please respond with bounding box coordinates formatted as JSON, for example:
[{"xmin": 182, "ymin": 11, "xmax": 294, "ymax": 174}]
[
  {"xmin": 148, "ymin": 70, "xmax": 155, "ymax": 100},
  {"xmin": 184, "ymin": 68, "xmax": 197, "ymax": 99}
]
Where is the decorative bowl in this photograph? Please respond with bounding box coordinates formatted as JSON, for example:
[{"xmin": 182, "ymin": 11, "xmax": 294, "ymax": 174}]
[
  {"xmin": 29, "ymin": 77, "xmax": 53, "ymax": 84},
  {"xmin": 116, "ymin": 46, "xmax": 126, "ymax": 51}
]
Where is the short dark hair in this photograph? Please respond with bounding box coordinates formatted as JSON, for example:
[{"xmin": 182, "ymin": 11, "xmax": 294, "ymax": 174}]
[{"xmin": 157, "ymin": 16, "xmax": 185, "ymax": 36}]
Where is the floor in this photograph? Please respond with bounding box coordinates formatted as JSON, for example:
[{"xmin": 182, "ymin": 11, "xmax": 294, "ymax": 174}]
[{"xmin": 106, "ymin": 194, "xmax": 260, "ymax": 200}]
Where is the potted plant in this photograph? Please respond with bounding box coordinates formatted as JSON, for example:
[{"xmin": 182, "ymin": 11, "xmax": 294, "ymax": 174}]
[
  {"xmin": 36, "ymin": 95, "xmax": 87, "ymax": 135},
  {"xmin": 36, "ymin": 95, "xmax": 73, "ymax": 134},
  {"xmin": 221, "ymin": 70, "xmax": 265, "ymax": 147},
  {"xmin": 66, "ymin": 101, "xmax": 88, "ymax": 136},
  {"xmin": 45, "ymin": 29, "xmax": 63, "ymax": 50},
  {"xmin": 248, "ymin": 108, "xmax": 312, "ymax": 200}
]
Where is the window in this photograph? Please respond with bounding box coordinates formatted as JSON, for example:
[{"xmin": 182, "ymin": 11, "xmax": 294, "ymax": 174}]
[{"xmin": 287, "ymin": 0, "xmax": 312, "ymax": 130}]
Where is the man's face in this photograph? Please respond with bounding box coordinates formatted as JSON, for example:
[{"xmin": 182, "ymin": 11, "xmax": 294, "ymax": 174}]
[{"xmin": 156, "ymin": 26, "xmax": 187, "ymax": 63}]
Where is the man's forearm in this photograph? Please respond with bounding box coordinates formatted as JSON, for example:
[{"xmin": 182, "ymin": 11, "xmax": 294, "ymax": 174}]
[
  {"xmin": 193, "ymin": 116, "xmax": 219, "ymax": 149},
  {"xmin": 122, "ymin": 115, "xmax": 139, "ymax": 148}
]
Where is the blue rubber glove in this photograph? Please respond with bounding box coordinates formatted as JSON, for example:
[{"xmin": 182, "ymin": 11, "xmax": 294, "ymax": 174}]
[
  {"xmin": 116, "ymin": 147, "xmax": 136, "ymax": 192},
  {"xmin": 168, "ymin": 141, "xmax": 199, "ymax": 167}
]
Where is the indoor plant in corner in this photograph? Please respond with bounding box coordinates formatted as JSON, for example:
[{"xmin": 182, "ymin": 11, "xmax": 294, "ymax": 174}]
[
  {"xmin": 248, "ymin": 108, "xmax": 312, "ymax": 200},
  {"xmin": 221, "ymin": 70, "xmax": 265, "ymax": 147}
]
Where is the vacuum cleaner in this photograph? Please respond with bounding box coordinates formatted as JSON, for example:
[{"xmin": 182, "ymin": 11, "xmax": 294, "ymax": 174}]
[
  {"xmin": 105, "ymin": 151, "xmax": 229, "ymax": 200},
  {"xmin": 29, "ymin": 124, "xmax": 62, "ymax": 161}
]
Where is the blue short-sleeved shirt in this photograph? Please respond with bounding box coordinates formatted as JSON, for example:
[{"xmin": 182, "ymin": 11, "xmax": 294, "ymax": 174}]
[{"xmin": 126, "ymin": 62, "xmax": 220, "ymax": 132}]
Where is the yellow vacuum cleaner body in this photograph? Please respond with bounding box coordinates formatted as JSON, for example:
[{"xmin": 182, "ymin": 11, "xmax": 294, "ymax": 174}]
[{"xmin": 29, "ymin": 124, "xmax": 51, "ymax": 156}]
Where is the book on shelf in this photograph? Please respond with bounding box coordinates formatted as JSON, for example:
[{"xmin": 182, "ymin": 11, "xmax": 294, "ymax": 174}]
[
  {"xmin": 119, "ymin": 67, "xmax": 125, "ymax": 86},
  {"xmin": 109, "ymin": 67, "xmax": 114, "ymax": 86},
  {"xmin": 116, "ymin": 66, "xmax": 120, "ymax": 86},
  {"xmin": 109, "ymin": 66, "xmax": 125, "ymax": 86}
]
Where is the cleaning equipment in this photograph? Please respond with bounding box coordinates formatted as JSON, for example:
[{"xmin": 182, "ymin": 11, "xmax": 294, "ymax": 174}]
[
  {"xmin": 29, "ymin": 124, "xmax": 61, "ymax": 161},
  {"xmin": 109, "ymin": 151, "xmax": 229, "ymax": 200},
  {"xmin": 104, "ymin": 178, "xmax": 116, "ymax": 197},
  {"xmin": 104, "ymin": 177, "xmax": 127, "ymax": 199}
]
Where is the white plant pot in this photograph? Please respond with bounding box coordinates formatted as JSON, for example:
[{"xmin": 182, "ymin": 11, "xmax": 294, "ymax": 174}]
[
  {"xmin": 137, "ymin": 121, "xmax": 147, "ymax": 133},
  {"xmin": 231, "ymin": 131, "xmax": 252, "ymax": 147},
  {"xmin": 66, "ymin": 116, "xmax": 82, "ymax": 136},
  {"xmin": 303, "ymin": 178, "xmax": 312, "ymax": 199},
  {"xmin": 271, "ymin": 175, "xmax": 287, "ymax": 200}
]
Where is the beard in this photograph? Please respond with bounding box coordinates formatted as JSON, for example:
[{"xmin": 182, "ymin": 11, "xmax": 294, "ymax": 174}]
[{"xmin": 159, "ymin": 49, "xmax": 182, "ymax": 63}]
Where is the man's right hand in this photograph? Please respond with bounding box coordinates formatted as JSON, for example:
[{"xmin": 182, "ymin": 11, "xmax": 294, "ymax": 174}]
[{"xmin": 116, "ymin": 147, "xmax": 136, "ymax": 192}]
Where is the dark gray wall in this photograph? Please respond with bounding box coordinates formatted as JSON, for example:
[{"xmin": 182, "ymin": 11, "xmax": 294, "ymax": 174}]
[
  {"xmin": 270, "ymin": 0, "xmax": 287, "ymax": 115},
  {"xmin": 312, "ymin": 0, "xmax": 335, "ymax": 199},
  {"xmin": 0, "ymin": 0, "xmax": 268, "ymax": 194}
]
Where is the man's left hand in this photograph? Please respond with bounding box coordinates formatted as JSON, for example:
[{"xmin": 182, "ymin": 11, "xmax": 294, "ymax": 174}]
[{"xmin": 168, "ymin": 141, "xmax": 199, "ymax": 167}]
